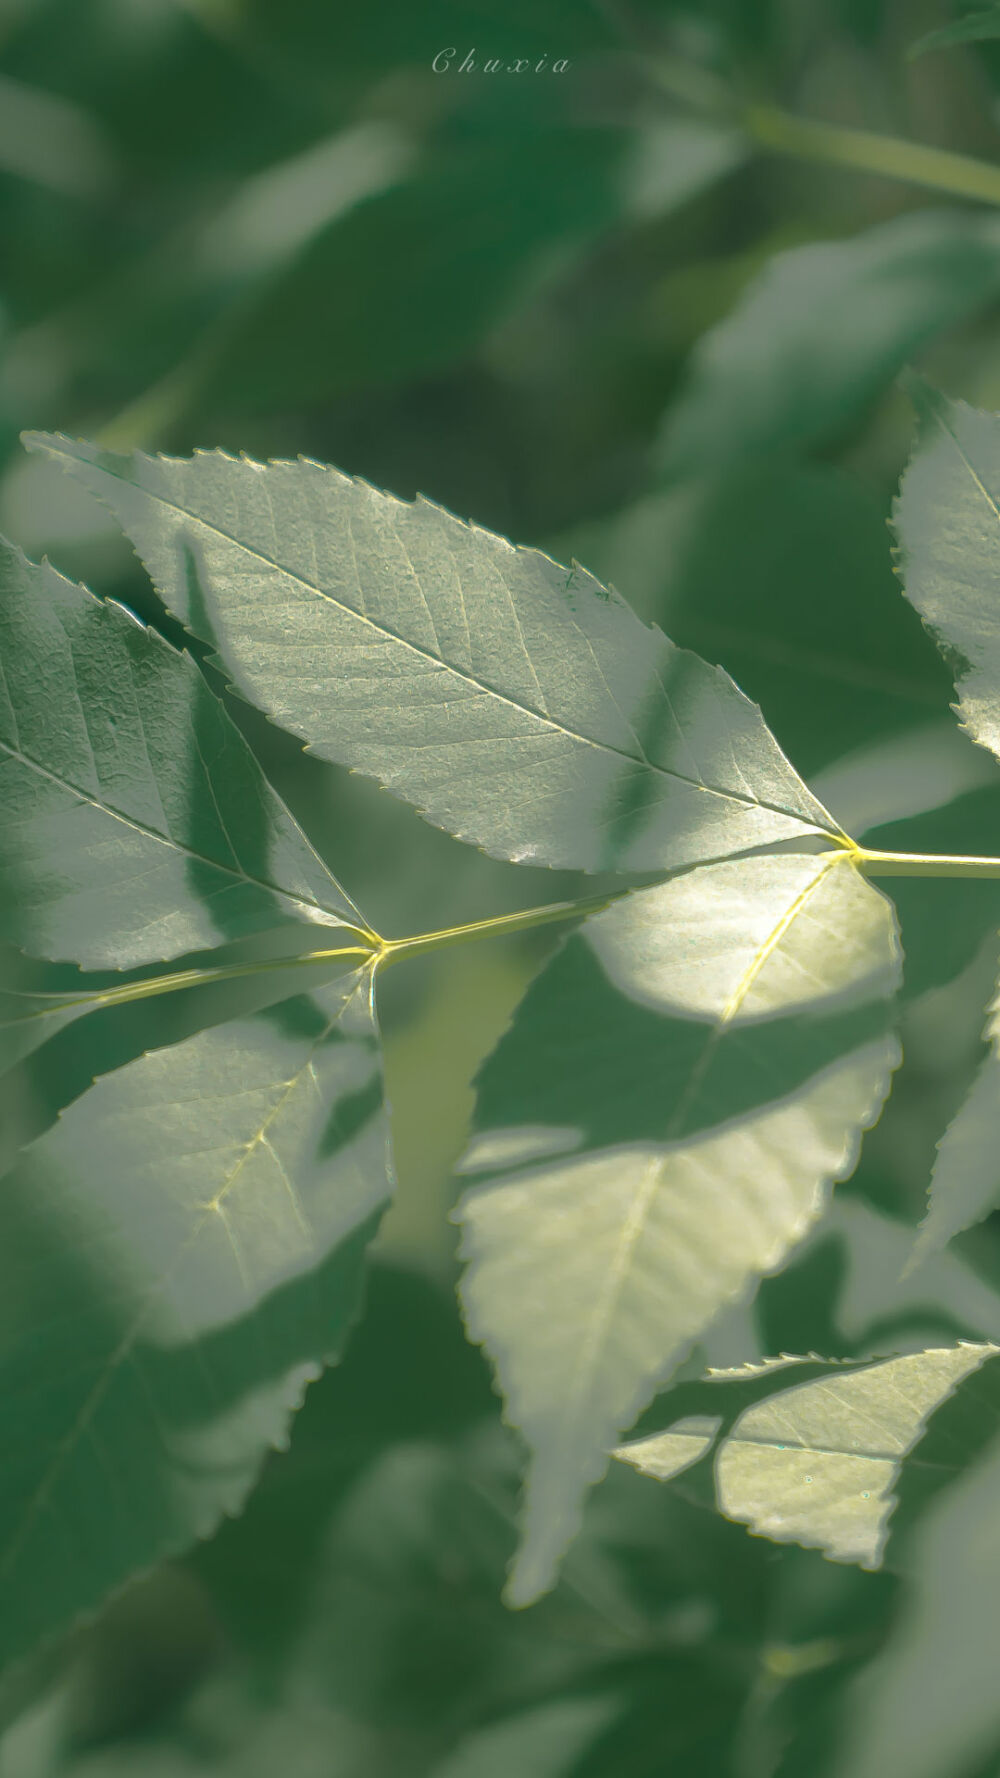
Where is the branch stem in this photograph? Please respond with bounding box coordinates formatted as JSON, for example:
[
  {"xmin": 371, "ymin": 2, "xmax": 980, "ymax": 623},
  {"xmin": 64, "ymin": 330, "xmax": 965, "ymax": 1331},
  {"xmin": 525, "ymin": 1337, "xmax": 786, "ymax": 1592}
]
[
  {"xmin": 742, "ymin": 103, "xmax": 1000, "ymax": 208},
  {"xmin": 377, "ymin": 887, "xmax": 629, "ymax": 968},
  {"xmin": 21, "ymin": 846, "xmax": 1000, "ymax": 1029}
]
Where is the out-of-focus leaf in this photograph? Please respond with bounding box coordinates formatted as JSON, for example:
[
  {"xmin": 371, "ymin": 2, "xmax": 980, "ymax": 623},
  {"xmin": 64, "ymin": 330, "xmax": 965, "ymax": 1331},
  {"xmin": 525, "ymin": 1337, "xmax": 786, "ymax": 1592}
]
[
  {"xmin": 0, "ymin": 963, "xmax": 390, "ymax": 1664},
  {"xmin": 0, "ymin": 536, "xmax": 366, "ymax": 968},
  {"xmin": 616, "ymin": 1344, "xmax": 996, "ymax": 1565},
  {"xmin": 806, "ymin": 723, "xmax": 998, "ymax": 841},
  {"xmin": 912, "ymin": 990, "xmax": 1000, "ymax": 1261},
  {"xmin": 455, "ymin": 851, "xmax": 901, "ymax": 1604},
  {"xmin": 656, "ymin": 213, "xmax": 1000, "ymax": 479},
  {"xmin": 894, "ymin": 375, "xmax": 1000, "ymax": 765},
  {"xmin": 558, "ymin": 464, "xmax": 954, "ymax": 778},
  {"xmin": 197, "ymin": 133, "xmax": 628, "ymax": 418},
  {"xmin": 909, "ymin": 7, "xmax": 1000, "ymax": 58},
  {"xmin": 621, "ymin": 116, "xmax": 746, "ymax": 221},
  {"xmin": 25, "ymin": 436, "xmax": 840, "ymax": 872},
  {"xmin": 432, "ymin": 1696, "xmax": 623, "ymax": 1778},
  {"xmin": 828, "ymin": 1403, "xmax": 1000, "ymax": 1778}
]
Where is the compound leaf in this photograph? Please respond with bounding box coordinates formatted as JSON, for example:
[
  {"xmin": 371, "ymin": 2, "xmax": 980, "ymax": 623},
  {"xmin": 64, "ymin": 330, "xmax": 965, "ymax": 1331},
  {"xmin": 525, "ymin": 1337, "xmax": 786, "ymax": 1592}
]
[
  {"xmin": 0, "ymin": 960, "xmax": 390, "ymax": 1664},
  {"xmin": 455, "ymin": 851, "xmax": 902, "ymax": 1604},
  {"xmin": 23, "ymin": 435, "xmax": 840, "ymax": 874},
  {"xmin": 656, "ymin": 212, "xmax": 1000, "ymax": 480},
  {"xmin": 616, "ymin": 1343, "xmax": 996, "ymax": 1566},
  {"xmin": 0, "ymin": 536, "xmax": 364, "ymax": 969}
]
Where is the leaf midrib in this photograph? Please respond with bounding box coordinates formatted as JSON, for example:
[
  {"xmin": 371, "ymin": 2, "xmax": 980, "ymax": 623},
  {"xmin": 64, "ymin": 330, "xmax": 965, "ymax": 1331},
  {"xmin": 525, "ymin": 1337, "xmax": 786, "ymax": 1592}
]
[
  {"xmin": 0, "ymin": 970, "xmax": 374, "ymax": 1586},
  {"xmin": 41, "ymin": 443, "xmax": 839, "ymax": 837},
  {"xmin": 0, "ymin": 734, "xmax": 355, "ymax": 931},
  {"xmin": 548, "ymin": 856, "xmax": 850, "ymax": 1447}
]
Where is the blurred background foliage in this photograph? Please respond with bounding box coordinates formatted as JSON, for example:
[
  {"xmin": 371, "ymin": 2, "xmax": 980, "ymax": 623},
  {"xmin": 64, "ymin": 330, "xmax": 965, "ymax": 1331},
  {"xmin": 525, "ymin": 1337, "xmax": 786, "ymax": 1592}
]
[{"xmin": 5, "ymin": 0, "xmax": 1000, "ymax": 1772}]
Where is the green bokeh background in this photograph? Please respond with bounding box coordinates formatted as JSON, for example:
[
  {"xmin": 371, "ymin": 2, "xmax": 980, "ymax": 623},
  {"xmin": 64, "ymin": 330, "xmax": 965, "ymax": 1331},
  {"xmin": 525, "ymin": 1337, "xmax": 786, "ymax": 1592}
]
[{"xmin": 4, "ymin": 2, "xmax": 1000, "ymax": 1773}]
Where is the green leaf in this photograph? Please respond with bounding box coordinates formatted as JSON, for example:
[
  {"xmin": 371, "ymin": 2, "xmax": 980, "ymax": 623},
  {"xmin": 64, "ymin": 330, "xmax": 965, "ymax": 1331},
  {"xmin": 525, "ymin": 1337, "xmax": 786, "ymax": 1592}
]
[
  {"xmin": 911, "ymin": 989, "xmax": 1000, "ymax": 1262},
  {"xmin": 455, "ymin": 851, "xmax": 902, "ymax": 1605},
  {"xmin": 827, "ymin": 1381, "xmax": 1000, "ymax": 1778},
  {"xmin": 0, "ymin": 537, "xmax": 365, "ymax": 968},
  {"xmin": 655, "ymin": 213, "xmax": 1000, "ymax": 480},
  {"xmin": 894, "ymin": 376, "xmax": 1000, "ymax": 766},
  {"xmin": 197, "ymin": 131, "xmax": 628, "ymax": 417},
  {"xmin": 555, "ymin": 462, "xmax": 959, "ymax": 778},
  {"xmin": 0, "ymin": 960, "xmax": 389, "ymax": 1664},
  {"xmin": 615, "ymin": 1343, "xmax": 996, "ymax": 1566},
  {"xmin": 909, "ymin": 7, "xmax": 1000, "ymax": 57},
  {"xmin": 433, "ymin": 1696, "xmax": 624, "ymax": 1778},
  {"xmin": 21, "ymin": 435, "xmax": 840, "ymax": 873}
]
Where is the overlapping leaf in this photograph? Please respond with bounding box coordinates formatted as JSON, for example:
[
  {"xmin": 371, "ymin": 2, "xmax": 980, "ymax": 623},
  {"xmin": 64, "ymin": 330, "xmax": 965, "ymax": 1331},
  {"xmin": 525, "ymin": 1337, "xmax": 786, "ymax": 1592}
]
[
  {"xmin": 23, "ymin": 434, "xmax": 840, "ymax": 874},
  {"xmin": 0, "ymin": 537, "xmax": 365, "ymax": 969},
  {"xmin": 615, "ymin": 1343, "xmax": 996, "ymax": 1566},
  {"xmin": 0, "ymin": 958, "xmax": 390, "ymax": 1664},
  {"xmin": 455, "ymin": 851, "xmax": 902, "ymax": 1605}
]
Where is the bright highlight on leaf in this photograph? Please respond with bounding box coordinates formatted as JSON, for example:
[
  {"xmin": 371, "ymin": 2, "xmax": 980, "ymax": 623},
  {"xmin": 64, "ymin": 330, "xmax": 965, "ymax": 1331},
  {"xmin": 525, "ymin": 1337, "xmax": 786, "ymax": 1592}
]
[
  {"xmin": 616, "ymin": 1344, "xmax": 996, "ymax": 1566},
  {"xmin": 456, "ymin": 851, "xmax": 901, "ymax": 1605},
  {"xmin": 23, "ymin": 433, "xmax": 840, "ymax": 874}
]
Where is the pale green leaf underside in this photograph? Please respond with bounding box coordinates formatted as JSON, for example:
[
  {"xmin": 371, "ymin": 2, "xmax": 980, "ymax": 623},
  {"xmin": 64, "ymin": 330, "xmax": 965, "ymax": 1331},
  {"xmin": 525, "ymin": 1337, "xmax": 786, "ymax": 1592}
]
[
  {"xmin": 616, "ymin": 1344, "xmax": 994, "ymax": 1566},
  {"xmin": 456, "ymin": 851, "xmax": 901, "ymax": 1605},
  {"xmin": 0, "ymin": 962, "xmax": 389, "ymax": 1664},
  {"xmin": 0, "ymin": 537, "xmax": 362, "ymax": 969},
  {"xmin": 894, "ymin": 377, "xmax": 1000, "ymax": 764},
  {"xmin": 656, "ymin": 211, "xmax": 1000, "ymax": 479},
  {"xmin": 23, "ymin": 433, "xmax": 839, "ymax": 874}
]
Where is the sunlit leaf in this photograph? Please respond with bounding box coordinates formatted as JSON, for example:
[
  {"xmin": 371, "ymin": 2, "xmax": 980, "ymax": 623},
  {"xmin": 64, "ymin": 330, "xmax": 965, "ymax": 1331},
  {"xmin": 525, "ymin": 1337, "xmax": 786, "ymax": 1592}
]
[
  {"xmin": 616, "ymin": 1344, "xmax": 996, "ymax": 1566},
  {"xmin": 455, "ymin": 851, "xmax": 901, "ymax": 1604},
  {"xmin": 0, "ymin": 960, "xmax": 389, "ymax": 1664},
  {"xmin": 0, "ymin": 536, "xmax": 364, "ymax": 968},
  {"xmin": 894, "ymin": 375, "xmax": 1000, "ymax": 766},
  {"xmin": 23, "ymin": 435, "xmax": 840, "ymax": 873}
]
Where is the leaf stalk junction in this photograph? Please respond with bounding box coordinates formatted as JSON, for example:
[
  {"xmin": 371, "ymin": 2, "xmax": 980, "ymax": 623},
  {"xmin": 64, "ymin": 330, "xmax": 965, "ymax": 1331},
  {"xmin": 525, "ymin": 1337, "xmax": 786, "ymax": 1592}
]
[{"xmin": 15, "ymin": 841, "xmax": 1000, "ymax": 1028}]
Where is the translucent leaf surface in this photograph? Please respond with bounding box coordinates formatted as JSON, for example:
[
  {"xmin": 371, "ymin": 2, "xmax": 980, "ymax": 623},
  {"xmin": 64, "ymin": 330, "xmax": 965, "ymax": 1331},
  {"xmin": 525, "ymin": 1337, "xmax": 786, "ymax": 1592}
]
[
  {"xmin": 23, "ymin": 435, "xmax": 840, "ymax": 874},
  {"xmin": 656, "ymin": 213, "xmax": 1000, "ymax": 479},
  {"xmin": 0, "ymin": 962, "xmax": 390, "ymax": 1663},
  {"xmin": 0, "ymin": 537, "xmax": 363, "ymax": 968},
  {"xmin": 455, "ymin": 851, "xmax": 902, "ymax": 1604},
  {"xmin": 893, "ymin": 376, "xmax": 1000, "ymax": 764},
  {"xmin": 616, "ymin": 1344, "xmax": 995, "ymax": 1565}
]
